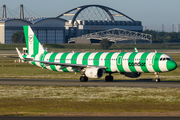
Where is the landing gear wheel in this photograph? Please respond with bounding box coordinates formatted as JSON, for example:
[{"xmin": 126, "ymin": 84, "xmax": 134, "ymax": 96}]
[
  {"xmin": 105, "ymin": 75, "xmax": 113, "ymax": 82},
  {"xmin": 154, "ymin": 72, "xmax": 160, "ymax": 83},
  {"xmin": 80, "ymin": 76, "xmax": 88, "ymax": 82},
  {"xmin": 156, "ymin": 78, "xmax": 160, "ymax": 83}
]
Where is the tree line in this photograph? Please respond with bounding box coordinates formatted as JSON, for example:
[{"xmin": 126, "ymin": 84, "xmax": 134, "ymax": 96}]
[{"xmin": 144, "ymin": 30, "xmax": 180, "ymax": 43}]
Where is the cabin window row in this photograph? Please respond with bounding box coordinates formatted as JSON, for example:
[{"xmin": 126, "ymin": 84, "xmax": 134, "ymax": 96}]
[
  {"xmin": 46, "ymin": 58, "xmax": 117, "ymax": 61},
  {"xmin": 46, "ymin": 58, "xmax": 149, "ymax": 61},
  {"xmin": 123, "ymin": 59, "xmax": 148, "ymax": 61}
]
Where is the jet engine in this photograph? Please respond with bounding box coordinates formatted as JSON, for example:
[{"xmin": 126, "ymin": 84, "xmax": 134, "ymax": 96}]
[
  {"xmin": 85, "ymin": 67, "xmax": 104, "ymax": 78},
  {"xmin": 122, "ymin": 72, "xmax": 141, "ymax": 78}
]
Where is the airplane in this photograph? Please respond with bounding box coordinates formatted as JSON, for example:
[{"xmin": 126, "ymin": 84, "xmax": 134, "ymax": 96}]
[{"xmin": 16, "ymin": 25, "xmax": 177, "ymax": 82}]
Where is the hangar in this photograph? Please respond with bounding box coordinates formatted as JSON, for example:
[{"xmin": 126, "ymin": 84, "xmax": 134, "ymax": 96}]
[
  {"xmin": 0, "ymin": 17, "xmax": 66, "ymax": 44},
  {"xmin": 0, "ymin": 4, "xmax": 151, "ymax": 44}
]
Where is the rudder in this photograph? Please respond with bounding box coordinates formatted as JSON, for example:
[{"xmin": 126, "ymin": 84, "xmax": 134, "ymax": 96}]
[{"xmin": 23, "ymin": 26, "xmax": 44, "ymax": 55}]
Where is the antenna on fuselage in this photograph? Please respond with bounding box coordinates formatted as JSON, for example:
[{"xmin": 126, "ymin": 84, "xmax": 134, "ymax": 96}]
[{"xmin": 134, "ymin": 47, "xmax": 138, "ymax": 52}]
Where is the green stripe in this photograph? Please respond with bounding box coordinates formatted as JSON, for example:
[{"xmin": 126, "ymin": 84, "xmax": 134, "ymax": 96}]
[
  {"xmin": 128, "ymin": 52, "xmax": 138, "ymax": 72},
  {"xmin": 23, "ymin": 55, "xmax": 27, "ymax": 59},
  {"xmin": 71, "ymin": 52, "xmax": 81, "ymax": 64},
  {"xmin": 140, "ymin": 52, "xmax": 150, "ymax": 72},
  {"xmin": 117, "ymin": 52, "xmax": 126, "ymax": 73},
  {"xmin": 82, "ymin": 52, "xmax": 92, "ymax": 65},
  {"xmin": 33, "ymin": 35, "xmax": 39, "ymax": 55},
  {"xmin": 49, "ymin": 53, "xmax": 58, "ymax": 71},
  {"xmin": 71, "ymin": 52, "xmax": 81, "ymax": 72},
  {"xmin": 152, "ymin": 53, "xmax": 162, "ymax": 72},
  {"xmin": 105, "ymin": 52, "xmax": 115, "ymax": 72},
  {"xmin": 60, "ymin": 52, "xmax": 70, "ymax": 72},
  {"xmin": 93, "ymin": 52, "xmax": 103, "ymax": 66},
  {"xmin": 23, "ymin": 26, "xmax": 29, "ymax": 54}
]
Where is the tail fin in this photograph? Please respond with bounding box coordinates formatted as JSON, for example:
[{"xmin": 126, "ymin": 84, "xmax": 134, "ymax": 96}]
[
  {"xmin": 23, "ymin": 26, "xmax": 45, "ymax": 55},
  {"xmin": 134, "ymin": 47, "xmax": 138, "ymax": 52}
]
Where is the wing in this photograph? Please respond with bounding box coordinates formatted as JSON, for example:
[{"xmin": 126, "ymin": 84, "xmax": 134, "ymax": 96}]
[{"xmin": 34, "ymin": 60, "xmax": 107, "ymax": 71}]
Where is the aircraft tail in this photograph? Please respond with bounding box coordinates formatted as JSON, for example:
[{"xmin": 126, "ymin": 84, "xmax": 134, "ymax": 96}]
[{"xmin": 23, "ymin": 26, "xmax": 45, "ymax": 55}]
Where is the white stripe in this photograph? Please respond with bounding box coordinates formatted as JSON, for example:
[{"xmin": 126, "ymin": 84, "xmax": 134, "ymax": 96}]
[
  {"xmin": 134, "ymin": 52, "xmax": 144, "ymax": 73},
  {"xmin": 122, "ymin": 52, "xmax": 132, "ymax": 72},
  {"xmin": 54, "ymin": 53, "xmax": 63, "ymax": 72},
  {"xmin": 38, "ymin": 42, "xmax": 44, "ymax": 54},
  {"xmin": 28, "ymin": 26, "xmax": 34, "ymax": 55},
  {"xmin": 65, "ymin": 53, "xmax": 74, "ymax": 72},
  {"xmin": 146, "ymin": 53, "xmax": 156, "ymax": 72},
  {"xmin": 88, "ymin": 52, "xmax": 97, "ymax": 65},
  {"xmin": 26, "ymin": 55, "xmax": 32, "ymax": 64},
  {"xmin": 44, "ymin": 53, "xmax": 53, "ymax": 70},
  {"xmin": 159, "ymin": 54, "xmax": 168, "ymax": 72},
  {"xmin": 77, "ymin": 53, "xmax": 86, "ymax": 64},
  {"xmin": 34, "ymin": 54, "xmax": 41, "ymax": 67},
  {"xmin": 99, "ymin": 52, "xmax": 109, "ymax": 67},
  {"xmin": 111, "ymin": 53, "xmax": 119, "ymax": 72}
]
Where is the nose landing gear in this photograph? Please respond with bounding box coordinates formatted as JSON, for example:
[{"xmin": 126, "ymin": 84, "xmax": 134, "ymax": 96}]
[{"xmin": 154, "ymin": 72, "xmax": 160, "ymax": 82}]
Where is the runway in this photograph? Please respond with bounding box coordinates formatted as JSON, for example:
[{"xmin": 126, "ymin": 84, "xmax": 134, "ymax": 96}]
[{"xmin": 0, "ymin": 78, "xmax": 180, "ymax": 88}]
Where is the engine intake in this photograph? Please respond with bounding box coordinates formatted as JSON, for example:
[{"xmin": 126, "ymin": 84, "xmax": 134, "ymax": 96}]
[{"xmin": 85, "ymin": 67, "xmax": 104, "ymax": 78}]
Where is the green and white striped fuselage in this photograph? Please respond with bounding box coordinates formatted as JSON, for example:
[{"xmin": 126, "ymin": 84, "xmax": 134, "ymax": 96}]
[{"xmin": 24, "ymin": 51, "xmax": 175, "ymax": 73}]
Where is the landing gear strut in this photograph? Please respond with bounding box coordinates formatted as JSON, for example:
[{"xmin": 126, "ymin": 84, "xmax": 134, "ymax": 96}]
[
  {"xmin": 105, "ymin": 73, "xmax": 113, "ymax": 82},
  {"xmin": 154, "ymin": 72, "xmax": 160, "ymax": 83},
  {"xmin": 80, "ymin": 76, "xmax": 88, "ymax": 82}
]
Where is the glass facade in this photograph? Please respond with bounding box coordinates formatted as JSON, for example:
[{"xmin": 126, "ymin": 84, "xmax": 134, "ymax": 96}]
[
  {"xmin": 5, "ymin": 29, "xmax": 64, "ymax": 44},
  {"xmin": 5, "ymin": 30, "xmax": 23, "ymax": 44}
]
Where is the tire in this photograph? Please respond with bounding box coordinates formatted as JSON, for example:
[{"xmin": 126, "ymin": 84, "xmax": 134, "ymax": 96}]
[
  {"xmin": 156, "ymin": 78, "xmax": 160, "ymax": 83},
  {"xmin": 105, "ymin": 76, "xmax": 113, "ymax": 82},
  {"xmin": 80, "ymin": 76, "xmax": 88, "ymax": 82}
]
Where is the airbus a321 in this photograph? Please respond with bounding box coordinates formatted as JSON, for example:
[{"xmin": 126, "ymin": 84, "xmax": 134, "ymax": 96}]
[{"xmin": 16, "ymin": 26, "xmax": 177, "ymax": 82}]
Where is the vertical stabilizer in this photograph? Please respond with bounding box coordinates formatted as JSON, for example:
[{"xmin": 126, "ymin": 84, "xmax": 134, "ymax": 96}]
[{"xmin": 23, "ymin": 26, "xmax": 45, "ymax": 55}]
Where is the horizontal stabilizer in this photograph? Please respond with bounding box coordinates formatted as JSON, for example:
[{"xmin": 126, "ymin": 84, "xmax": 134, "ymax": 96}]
[{"xmin": 16, "ymin": 47, "xmax": 23, "ymax": 59}]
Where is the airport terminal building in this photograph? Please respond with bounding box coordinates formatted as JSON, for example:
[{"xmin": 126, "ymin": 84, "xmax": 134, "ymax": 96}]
[{"xmin": 0, "ymin": 4, "xmax": 150, "ymax": 44}]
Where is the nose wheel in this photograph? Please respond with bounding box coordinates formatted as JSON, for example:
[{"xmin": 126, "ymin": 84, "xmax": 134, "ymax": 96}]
[
  {"xmin": 156, "ymin": 78, "xmax": 161, "ymax": 82},
  {"xmin": 154, "ymin": 72, "xmax": 160, "ymax": 82}
]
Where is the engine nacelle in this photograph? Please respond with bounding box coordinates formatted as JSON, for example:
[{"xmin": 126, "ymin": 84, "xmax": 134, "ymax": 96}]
[
  {"xmin": 123, "ymin": 72, "xmax": 141, "ymax": 78},
  {"xmin": 85, "ymin": 67, "xmax": 104, "ymax": 78}
]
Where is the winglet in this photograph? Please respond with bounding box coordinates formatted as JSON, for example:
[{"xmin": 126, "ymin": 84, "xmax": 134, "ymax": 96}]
[
  {"xmin": 16, "ymin": 47, "xmax": 23, "ymax": 59},
  {"xmin": 134, "ymin": 47, "xmax": 138, "ymax": 52}
]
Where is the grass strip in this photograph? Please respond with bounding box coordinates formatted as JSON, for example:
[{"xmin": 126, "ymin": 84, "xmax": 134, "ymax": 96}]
[{"xmin": 0, "ymin": 86, "xmax": 180, "ymax": 116}]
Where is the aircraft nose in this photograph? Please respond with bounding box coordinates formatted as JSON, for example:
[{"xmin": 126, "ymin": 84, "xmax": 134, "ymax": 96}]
[{"xmin": 167, "ymin": 60, "xmax": 177, "ymax": 71}]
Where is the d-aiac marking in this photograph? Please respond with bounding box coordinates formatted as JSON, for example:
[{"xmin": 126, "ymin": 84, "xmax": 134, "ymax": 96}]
[{"xmin": 16, "ymin": 26, "xmax": 177, "ymax": 82}]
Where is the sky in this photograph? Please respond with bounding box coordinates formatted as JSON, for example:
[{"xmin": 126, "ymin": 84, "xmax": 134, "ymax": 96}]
[{"xmin": 0, "ymin": 0, "xmax": 180, "ymax": 32}]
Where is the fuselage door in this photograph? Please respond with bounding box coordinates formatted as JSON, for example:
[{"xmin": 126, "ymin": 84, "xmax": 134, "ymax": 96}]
[
  {"xmin": 117, "ymin": 56, "xmax": 122, "ymax": 65},
  {"xmin": 149, "ymin": 54, "xmax": 156, "ymax": 65}
]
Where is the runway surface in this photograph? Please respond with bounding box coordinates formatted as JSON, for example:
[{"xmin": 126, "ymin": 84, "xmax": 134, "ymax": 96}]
[{"xmin": 0, "ymin": 78, "xmax": 180, "ymax": 88}]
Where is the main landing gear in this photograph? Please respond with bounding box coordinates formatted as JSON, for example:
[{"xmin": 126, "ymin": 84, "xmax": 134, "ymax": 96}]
[
  {"xmin": 154, "ymin": 72, "xmax": 160, "ymax": 83},
  {"xmin": 105, "ymin": 73, "xmax": 114, "ymax": 82},
  {"xmin": 80, "ymin": 76, "xmax": 88, "ymax": 82}
]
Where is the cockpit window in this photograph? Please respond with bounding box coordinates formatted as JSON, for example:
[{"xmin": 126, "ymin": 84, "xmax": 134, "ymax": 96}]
[{"xmin": 160, "ymin": 58, "xmax": 171, "ymax": 61}]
